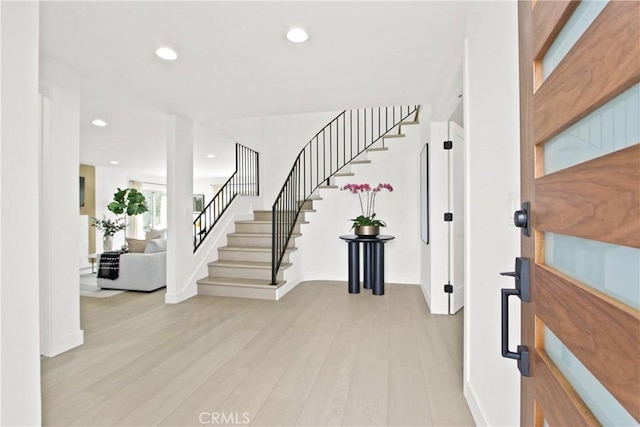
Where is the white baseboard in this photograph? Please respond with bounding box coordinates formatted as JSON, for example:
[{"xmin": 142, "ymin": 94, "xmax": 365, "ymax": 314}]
[
  {"xmin": 275, "ymin": 278, "xmax": 301, "ymax": 299},
  {"xmin": 165, "ymin": 287, "xmax": 198, "ymax": 304},
  {"xmin": 464, "ymin": 380, "xmax": 488, "ymax": 426},
  {"xmin": 420, "ymin": 281, "xmax": 432, "ymax": 312},
  {"xmin": 42, "ymin": 329, "xmax": 84, "ymax": 357}
]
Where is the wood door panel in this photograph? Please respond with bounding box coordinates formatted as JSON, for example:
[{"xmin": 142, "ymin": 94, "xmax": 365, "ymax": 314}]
[
  {"xmin": 535, "ymin": 264, "xmax": 640, "ymax": 421},
  {"xmin": 532, "ymin": 0, "xmax": 579, "ymax": 60},
  {"xmin": 535, "ymin": 144, "xmax": 640, "ymax": 248},
  {"xmin": 534, "ymin": 351, "xmax": 600, "ymax": 426},
  {"xmin": 534, "ymin": 1, "xmax": 640, "ymax": 144},
  {"xmin": 535, "ymin": 351, "xmax": 599, "ymax": 427}
]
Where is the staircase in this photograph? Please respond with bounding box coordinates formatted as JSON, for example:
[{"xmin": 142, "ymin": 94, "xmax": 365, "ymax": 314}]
[
  {"xmin": 197, "ymin": 105, "xmax": 420, "ymax": 300},
  {"xmin": 197, "ymin": 205, "xmax": 311, "ymax": 299}
]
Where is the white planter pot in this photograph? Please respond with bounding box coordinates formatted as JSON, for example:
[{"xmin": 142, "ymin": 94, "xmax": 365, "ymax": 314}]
[{"xmin": 103, "ymin": 235, "xmax": 113, "ymax": 252}]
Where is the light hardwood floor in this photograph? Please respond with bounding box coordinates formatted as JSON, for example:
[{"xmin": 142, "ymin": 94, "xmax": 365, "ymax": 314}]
[{"xmin": 42, "ymin": 281, "xmax": 474, "ymax": 426}]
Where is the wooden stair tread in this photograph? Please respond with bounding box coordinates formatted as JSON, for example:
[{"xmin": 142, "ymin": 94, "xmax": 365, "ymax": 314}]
[
  {"xmin": 318, "ymin": 185, "xmax": 339, "ymax": 189},
  {"xmin": 367, "ymin": 147, "xmax": 389, "ymax": 152},
  {"xmin": 383, "ymin": 133, "xmax": 405, "ymax": 138},
  {"xmin": 219, "ymin": 245, "xmax": 297, "ymax": 253},
  {"xmin": 235, "ymin": 220, "xmax": 309, "ymax": 225},
  {"xmin": 197, "ymin": 276, "xmax": 285, "ymax": 288},
  {"xmin": 350, "ymin": 159, "xmax": 372, "ymax": 164},
  {"xmin": 208, "ymin": 260, "xmax": 292, "ymax": 270},
  {"xmin": 401, "ymin": 120, "xmax": 420, "ymax": 125},
  {"xmin": 253, "ymin": 209, "xmax": 317, "ymax": 214},
  {"xmin": 227, "ymin": 232, "xmax": 303, "ymax": 238},
  {"xmin": 334, "ymin": 172, "xmax": 355, "ymax": 177}
]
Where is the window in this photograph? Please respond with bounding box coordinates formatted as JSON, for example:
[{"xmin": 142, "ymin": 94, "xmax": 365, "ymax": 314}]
[{"xmin": 142, "ymin": 184, "xmax": 167, "ymax": 231}]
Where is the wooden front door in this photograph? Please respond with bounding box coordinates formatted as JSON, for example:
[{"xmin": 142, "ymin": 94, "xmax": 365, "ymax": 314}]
[{"xmin": 518, "ymin": 1, "xmax": 639, "ymax": 425}]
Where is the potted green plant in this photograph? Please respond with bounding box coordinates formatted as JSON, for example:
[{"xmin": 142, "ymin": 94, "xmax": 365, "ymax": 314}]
[
  {"xmin": 91, "ymin": 215, "xmax": 126, "ymax": 251},
  {"xmin": 108, "ymin": 187, "xmax": 149, "ymax": 216},
  {"xmin": 107, "ymin": 187, "xmax": 149, "ymax": 250}
]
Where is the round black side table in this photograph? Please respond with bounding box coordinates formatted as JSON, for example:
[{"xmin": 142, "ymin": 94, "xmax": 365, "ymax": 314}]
[{"xmin": 339, "ymin": 234, "xmax": 395, "ymax": 295}]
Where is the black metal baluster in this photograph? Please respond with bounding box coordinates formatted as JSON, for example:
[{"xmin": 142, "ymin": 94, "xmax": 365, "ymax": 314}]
[
  {"xmin": 350, "ymin": 110, "xmax": 353, "ymax": 160},
  {"xmin": 343, "ymin": 113, "xmax": 346, "ymax": 165},
  {"xmin": 329, "ymin": 123, "xmax": 332, "ymax": 177},
  {"xmin": 364, "ymin": 109, "xmax": 367, "ymax": 149},
  {"xmin": 371, "ymin": 108, "xmax": 373, "ymax": 145},
  {"xmin": 323, "ymin": 130, "xmax": 326, "ymax": 182}
]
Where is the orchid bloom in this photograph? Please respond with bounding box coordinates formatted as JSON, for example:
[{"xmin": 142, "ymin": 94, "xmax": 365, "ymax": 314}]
[{"xmin": 340, "ymin": 182, "xmax": 393, "ymax": 228}]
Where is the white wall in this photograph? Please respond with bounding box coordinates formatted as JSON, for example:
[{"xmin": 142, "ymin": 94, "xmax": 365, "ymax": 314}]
[
  {"xmin": 193, "ymin": 176, "xmax": 229, "ymax": 207},
  {"xmin": 0, "ymin": 2, "xmax": 42, "ymax": 424},
  {"xmin": 39, "ymin": 81, "xmax": 84, "ymax": 357},
  {"xmin": 261, "ymin": 111, "xmax": 339, "ymax": 204},
  {"xmin": 301, "ymin": 134, "xmax": 423, "ymax": 284},
  {"xmin": 258, "ymin": 109, "xmax": 425, "ymax": 285},
  {"xmin": 463, "ymin": 2, "xmax": 522, "ymax": 426}
]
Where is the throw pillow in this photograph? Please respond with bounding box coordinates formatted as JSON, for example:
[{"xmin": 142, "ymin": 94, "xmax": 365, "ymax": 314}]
[
  {"xmin": 145, "ymin": 228, "xmax": 167, "ymax": 240},
  {"xmin": 144, "ymin": 238, "xmax": 167, "ymax": 254},
  {"xmin": 126, "ymin": 238, "xmax": 148, "ymax": 253}
]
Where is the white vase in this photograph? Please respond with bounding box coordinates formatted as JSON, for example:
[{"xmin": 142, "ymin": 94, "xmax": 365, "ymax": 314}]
[{"xmin": 103, "ymin": 235, "xmax": 113, "ymax": 252}]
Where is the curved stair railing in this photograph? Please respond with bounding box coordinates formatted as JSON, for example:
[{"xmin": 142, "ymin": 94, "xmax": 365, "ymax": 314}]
[
  {"xmin": 194, "ymin": 143, "xmax": 259, "ymax": 252},
  {"xmin": 271, "ymin": 105, "xmax": 419, "ymax": 284}
]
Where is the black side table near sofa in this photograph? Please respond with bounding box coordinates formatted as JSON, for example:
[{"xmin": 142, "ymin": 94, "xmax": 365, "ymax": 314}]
[{"xmin": 339, "ymin": 234, "xmax": 395, "ymax": 295}]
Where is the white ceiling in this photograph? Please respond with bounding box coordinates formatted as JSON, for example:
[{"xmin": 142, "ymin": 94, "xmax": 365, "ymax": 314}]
[{"xmin": 40, "ymin": 1, "xmax": 469, "ymax": 179}]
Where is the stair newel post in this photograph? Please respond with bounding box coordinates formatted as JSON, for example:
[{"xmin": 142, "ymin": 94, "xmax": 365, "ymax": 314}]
[{"xmin": 254, "ymin": 152, "xmax": 260, "ymax": 196}]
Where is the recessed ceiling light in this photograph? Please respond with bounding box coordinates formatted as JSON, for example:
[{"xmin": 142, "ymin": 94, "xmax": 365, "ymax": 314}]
[
  {"xmin": 92, "ymin": 119, "xmax": 107, "ymax": 127},
  {"xmin": 110, "ymin": 160, "xmax": 119, "ymax": 165},
  {"xmin": 286, "ymin": 28, "xmax": 308, "ymax": 43},
  {"xmin": 156, "ymin": 47, "xmax": 178, "ymax": 61},
  {"xmin": 206, "ymin": 154, "xmax": 215, "ymax": 158}
]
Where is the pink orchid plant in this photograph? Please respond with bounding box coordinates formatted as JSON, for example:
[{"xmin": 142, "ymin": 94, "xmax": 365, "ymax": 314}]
[{"xmin": 340, "ymin": 183, "xmax": 394, "ymax": 229}]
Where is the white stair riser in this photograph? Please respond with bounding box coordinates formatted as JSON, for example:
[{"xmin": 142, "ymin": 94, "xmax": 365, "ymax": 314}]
[
  {"xmin": 298, "ymin": 200, "xmax": 314, "ymax": 211},
  {"xmin": 227, "ymin": 235, "xmax": 297, "ymax": 248},
  {"xmin": 207, "ymin": 265, "xmax": 283, "ymax": 281},
  {"xmin": 254, "ymin": 211, "xmax": 307, "ymax": 222},
  {"xmin": 235, "ymin": 222, "xmax": 301, "ymax": 234},
  {"xmin": 197, "ymin": 284, "xmax": 277, "ymax": 300},
  {"xmin": 218, "ymin": 249, "xmax": 290, "ymax": 264}
]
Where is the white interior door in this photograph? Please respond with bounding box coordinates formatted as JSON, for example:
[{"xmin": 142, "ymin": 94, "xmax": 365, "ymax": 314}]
[{"xmin": 448, "ymin": 121, "xmax": 465, "ymax": 314}]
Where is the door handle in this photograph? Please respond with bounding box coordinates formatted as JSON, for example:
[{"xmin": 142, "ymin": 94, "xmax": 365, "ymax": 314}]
[
  {"xmin": 500, "ymin": 257, "xmax": 530, "ymax": 377},
  {"xmin": 500, "ymin": 257, "xmax": 530, "ymax": 302}
]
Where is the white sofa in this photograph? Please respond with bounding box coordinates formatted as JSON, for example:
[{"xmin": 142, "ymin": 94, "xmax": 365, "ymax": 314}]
[{"xmin": 97, "ymin": 239, "xmax": 167, "ymax": 292}]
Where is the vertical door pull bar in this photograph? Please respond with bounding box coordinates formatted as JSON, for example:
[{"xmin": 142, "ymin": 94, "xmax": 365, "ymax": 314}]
[{"xmin": 500, "ymin": 257, "xmax": 531, "ymax": 377}]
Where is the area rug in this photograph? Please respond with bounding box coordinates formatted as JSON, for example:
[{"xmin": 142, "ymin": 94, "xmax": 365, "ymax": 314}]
[{"xmin": 80, "ymin": 274, "xmax": 125, "ymax": 298}]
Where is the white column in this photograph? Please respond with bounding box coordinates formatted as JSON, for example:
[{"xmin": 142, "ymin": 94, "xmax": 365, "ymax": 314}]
[
  {"xmin": 0, "ymin": 1, "xmax": 42, "ymax": 424},
  {"xmin": 39, "ymin": 81, "xmax": 84, "ymax": 357},
  {"xmin": 166, "ymin": 114, "xmax": 196, "ymax": 303},
  {"xmin": 463, "ymin": 2, "xmax": 521, "ymax": 426}
]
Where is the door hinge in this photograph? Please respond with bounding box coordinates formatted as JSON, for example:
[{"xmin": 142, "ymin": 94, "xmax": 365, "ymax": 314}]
[
  {"xmin": 444, "ymin": 283, "xmax": 453, "ymax": 293},
  {"xmin": 443, "ymin": 140, "xmax": 453, "ymax": 150},
  {"xmin": 444, "ymin": 212, "xmax": 453, "ymax": 222}
]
